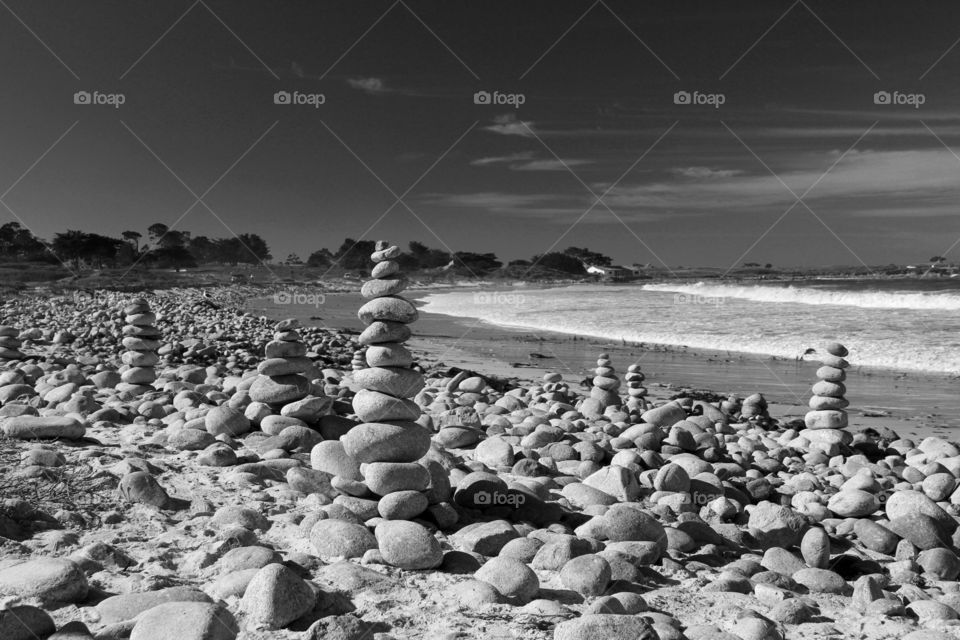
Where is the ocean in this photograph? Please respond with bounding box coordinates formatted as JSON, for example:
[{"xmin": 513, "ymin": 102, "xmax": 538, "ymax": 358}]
[{"xmin": 419, "ymin": 279, "xmax": 960, "ymax": 375}]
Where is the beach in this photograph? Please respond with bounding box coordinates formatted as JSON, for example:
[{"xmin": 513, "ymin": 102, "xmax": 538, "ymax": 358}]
[{"xmin": 250, "ymin": 288, "xmax": 960, "ymax": 442}]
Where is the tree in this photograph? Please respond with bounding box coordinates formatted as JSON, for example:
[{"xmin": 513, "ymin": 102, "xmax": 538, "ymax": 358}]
[
  {"xmin": 284, "ymin": 253, "xmax": 303, "ymax": 265},
  {"xmin": 122, "ymin": 230, "xmax": 142, "ymax": 253},
  {"xmin": 188, "ymin": 236, "xmax": 219, "ymax": 263},
  {"xmin": 145, "ymin": 246, "xmax": 197, "ymax": 269},
  {"xmin": 147, "ymin": 223, "xmax": 168, "ymax": 244},
  {"xmin": 50, "ymin": 230, "xmax": 89, "ymax": 270},
  {"xmin": 743, "ymin": 262, "xmax": 761, "ymax": 267},
  {"xmin": 564, "ymin": 246, "xmax": 612, "ymax": 267},
  {"xmin": 931, "ymin": 256, "xmax": 947, "ymax": 263},
  {"xmin": 532, "ymin": 252, "xmax": 586, "ymax": 274},
  {"xmin": 0, "ymin": 222, "xmax": 46, "ymax": 260},
  {"xmin": 235, "ymin": 233, "xmax": 271, "ymax": 264},
  {"xmin": 307, "ymin": 248, "xmax": 334, "ymax": 267},
  {"xmin": 334, "ymin": 239, "xmax": 376, "ymax": 271},
  {"xmin": 408, "ymin": 241, "xmax": 449, "ymax": 269},
  {"xmin": 453, "ymin": 251, "xmax": 501, "ymax": 275}
]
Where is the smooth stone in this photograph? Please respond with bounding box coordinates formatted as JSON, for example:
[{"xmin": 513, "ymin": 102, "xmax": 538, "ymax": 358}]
[
  {"xmin": 248, "ymin": 374, "xmax": 310, "ymax": 405},
  {"xmin": 474, "ymin": 557, "xmax": 539, "ymax": 604},
  {"xmin": 341, "ymin": 421, "xmax": 432, "ymax": 464},
  {"xmin": 886, "ymin": 515, "xmax": 949, "ymax": 550},
  {"xmin": 0, "ymin": 558, "xmax": 88, "ymax": 605},
  {"xmin": 361, "ymin": 277, "xmax": 408, "ymax": 299},
  {"xmin": 0, "ymin": 605, "xmax": 55, "ymax": 640},
  {"xmin": 239, "ymin": 563, "xmax": 315, "ymax": 630},
  {"xmin": 95, "ymin": 587, "xmax": 212, "ymax": 624},
  {"xmin": 371, "ymin": 245, "xmax": 401, "ymax": 262},
  {"xmin": 800, "ymin": 528, "xmax": 830, "ymax": 569},
  {"xmin": 353, "ymin": 367, "xmax": 425, "ymax": 398},
  {"xmin": 365, "ymin": 343, "xmax": 414, "ymax": 368},
  {"xmin": 828, "ymin": 490, "xmax": 879, "ymax": 517},
  {"xmin": 554, "ymin": 615, "xmax": 657, "ymax": 640},
  {"xmin": 129, "ymin": 602, "xmax": 238, "ymax": 640},
  {"xmin": 205, "ymin": 406, "xmax": 251, "ymax": 437},
  {"xmin": 264, "ymin": 340, "xmax": 307, "ymax": 359},
  {"xmin": 371, "ymin": 260, "xmax": 399, "ymax": 278},
  {"xmin": 257, "ymin": 357, "xmax": 311, "ymax": 376},
  {"xmin": 2, "ymin": 416, "xmax": 85, "ymax": 440},
  {"xmin": 854, "ymin": 519, "xmax": 899, "ymax": 554},
  {"xmin": 358, "ymin": 321, "xmax": 412, "ymax": 346},
  {"xmin": 792, "ymin": 568, "xmax": 848, "ymax": 594},
  {"xmin": 559, "ymin": 554, "xmax": 611, "ymax": 596},
  {"xmin": 118, "ymin": 471, "xmax": 169, "ymax": 508},
  {"xmin": 475, "ymin": 437, "xmax": 515, "ymax": 468},
  {"xmin": 121, "ymin": 367, "xmax": 157, "ymax": 384},
  {"xmin": 375, "ymin": 520, "xmax": 443, "ymax": 570},
  {"xmin": 309, "ymin": 520, "xmax": 377, "ymax": 560},
  {"xmin": 377, "ymin": 490, "xmax": 429, "ymax": 520},
  {"xmin": 311, "ymin": 441, "xmax": 362, "ymax": 480},
  {"xmin": 804, "ymin": 410, "xmax": 848, "ymax": 429},
  {"xmin": 362, "ymin": 462, "xmax": 430, "ymax": 495},
  {"xmin": 352, "ymin": 389, "xmax": 421, "ymax": 422},
  {"xmin": 357, "ymin": 296, "xmax": 418, "ymax": 325},
  {"xmin": 808, "ymin": 395, "xmax": 850, "ymax": 410},
  {"xmin": 261, "ymin": 415, "xmax": 307, "ymax": 436}
]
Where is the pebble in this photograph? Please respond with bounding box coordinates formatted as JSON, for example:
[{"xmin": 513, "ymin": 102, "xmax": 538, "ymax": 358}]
[
  {"xmin": 554, "ymin": 614, "xmax": 657, "ymax": 640},
  {"xmin": 474, "ymin": 556, "xmax": 540, "ymax": 604},
  {"xmin": 375, "ymin": 520, "xmax": 443, "ymax": 569},
  {"xmin": 310, "ymin": 520, "xmax": 377, "ymax": 560},
  {"xmin": 0, "ymin": 557, "xmax": 88, "ymax": 605},
  {"xmin": 239, "ymin": 563, "xmax": 316, "ymax": 629},
  {"xmin": 129, "ymin": 602, "xmax": 239, "ymax": 640},
  {"xmin": 2, "ymin": 416, "xmax": 86, "ymax": 439},
  {"xmin": 559, "ymin": 554, "xmax": 611, "ymax": 596}
]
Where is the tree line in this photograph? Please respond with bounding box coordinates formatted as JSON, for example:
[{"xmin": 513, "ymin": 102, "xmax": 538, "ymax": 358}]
[{"xmin": 0, "ymin": 221, "xmax": 618, "ymax": 277}]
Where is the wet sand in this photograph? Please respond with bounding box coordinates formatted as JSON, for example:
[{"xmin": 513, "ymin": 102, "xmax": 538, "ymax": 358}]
[{"xmin": 250, "ymin": 290, "xmax": 960, "ymax": 441}]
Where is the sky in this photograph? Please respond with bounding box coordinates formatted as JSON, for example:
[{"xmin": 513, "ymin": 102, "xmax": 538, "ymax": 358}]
[{"xmin": 2, "ymin": 0, "xmax": 960, "ymax": 269}]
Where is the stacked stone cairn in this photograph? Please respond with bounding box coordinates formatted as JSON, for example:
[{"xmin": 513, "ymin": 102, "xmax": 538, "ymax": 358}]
[
  {"xmin": 0, "ymin": 325, "xmax": 25, "ymax": 360},
  {"xmin": 803, "ymin": 342, "xmax": 850, "ymax": 452},
  {"xmin": 249, "ymin": 319, "xmax": 311, "ymax": 406},
  {"xmin": 116, "ymin": 299, "xmax": 160, "ymax": 395},
  {"xmin": 350, "ymin": 347, "xmax": 367, "ymax": 371},
  {"xmin": 624, "ymin": 363, "xmax": 648, "ymax": 413},
  {"xmin": 338, "ymin": 240, "xmax": 441, "ymax": 570},
  {"xmin": 539, "ymin": 371, "xmax": 571, "ymax": 403},
  {"xmin": 739, "ymin": 392, "xmax": 769, "ymax": 422}
]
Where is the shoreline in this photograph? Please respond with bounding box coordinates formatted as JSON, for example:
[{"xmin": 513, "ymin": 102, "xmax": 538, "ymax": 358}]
[{"xmin": 249, "ymin": 290, "xmax": 960, "ymax": 441}]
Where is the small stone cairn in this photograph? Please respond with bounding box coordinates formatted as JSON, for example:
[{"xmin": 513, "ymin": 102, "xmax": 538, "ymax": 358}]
[
  {"xmin": 116, "ymin": 299, "xmax": 160, "ymax": 395},
  {"xmin": 249, "ymin": 318, "xmax": 312, "ymax": 406}
]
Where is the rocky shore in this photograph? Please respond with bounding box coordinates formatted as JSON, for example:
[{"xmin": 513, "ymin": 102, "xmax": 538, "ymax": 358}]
[{"xmin": 0, "ymin": 256, "xmax": 958, "ymax": 640}]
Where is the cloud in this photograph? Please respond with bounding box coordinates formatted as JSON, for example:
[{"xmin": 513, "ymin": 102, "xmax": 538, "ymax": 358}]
[
  {"xmin": 470, "ymin": 152, "xmax": 535, "ymax": 166},
  {"xmin": 671, "ymin": 166, "xmax": 744, "ymax": 179},
  {"xmin": 484, "ymin": 113, "xmax": 536, "ymax": 137},
  {"xmin": 469, "ymin": 152, "xmax": 593, "ymax": 171},
  {"xmin": 347, "ymin": 77, "xmax": 388, "ymax": 94}
]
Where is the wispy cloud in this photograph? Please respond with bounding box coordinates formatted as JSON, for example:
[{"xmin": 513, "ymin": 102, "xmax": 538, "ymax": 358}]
[
  {"xmin": 470, "ymin": 152, "xmax": 535, "ymax": 166},
  {"xmin": 484, "ymin": 114, "xmax": 536, "ymax": 137},
  {"xmin": 469, "ymin": 152, "xmax": 593, "ymax": 171},
  {"xmin": 347, "ymin": 77, "xmax": 389, "ymax": 94},
  {"xmin": 671, "ymin": 166, "xmax": 744, "ymax": 179}
]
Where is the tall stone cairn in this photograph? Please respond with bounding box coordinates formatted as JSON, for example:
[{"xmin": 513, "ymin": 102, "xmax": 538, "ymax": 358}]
[
  {"xmin": 249, "ymin": 318, "xmax": 312, "ymax": 406},
  {"xmin": 0, "ymin": 325, "xmax": 25, "ymax": 361},
  {"xmin": 340, "ymin": 240, "xmax": 440, "ymax": 569},
  {"xmin": 624, "ymin": 363, "xmax": 647, "ymax": 412},
  {"xmin": 805, "ymin": 342, "xmax": 850, "ymax": 431},
  {"xmin": 350, "ymin": 347, "xmax": 367, "ymax": 371},
  {"xmin": 591, "ymin": 352, "xmax": 622, "ymax": 408},
  {"xmin": 116, "ymin": 298, "xmax": 160, "ymax": 395}
]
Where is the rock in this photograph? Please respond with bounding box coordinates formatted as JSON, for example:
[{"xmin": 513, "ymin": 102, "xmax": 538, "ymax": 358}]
[
  {"xmin": 600, "ymin": 505, "xmax": 667, "ymax": 550},
  {"xmin": 240, "ymin": 563, "xmax": 315, "ymax": 629},
  {"xmin": 96, "ymin": 587, "xmax": 213, "ymax": 624},
  {"xmin": 474, "ymin": 437, "xmax": 515, "ymax": 468},
  {"xmin": 559, "ymin": 554, "xmax": 611, "ymax": 596},
  {"xmin": 205, "ymin": 406, "xmax": 251, "ymax": 437},
  {"xmin": 554, "ymin": 615, "xmax": 658, "ymax": 640},
  {"xmin": 583, "ymin": 466, "xmax": 641, "ymax": 502},
  {"xmin": 341, "ymin": 421, "xmax": 432, "ymax": 463},
  {"xmin": 310, "ymin": 520, "xmax": 377, "ymax": 560},
  {"xmin": 118, "ymin": 471, "xmax": 170, "ymax": 508},
  {"xmin": 352, "ymin": 367, "xmax": 424, "ymax": 398},
  {"xmin": 129, "ymin": 602, "xmax": 239, "ymax": 640},
  {"xmin": 0, "ymin": 605, "xmax": 55, "ymax": 640},
  {"xmin": 854, "ymin": 519, "xmax": 899, "ymax": 554},
  {"xmin": 641, "ymin": 402, "xmax": 686, "ymax": 428},
  {"xmin": 453, "ymin": 520, "xmax": 519, "ymax": 556},
  {"xmin": 377, "ymin": 491, "xmax": 429, "ymax": 520},
  {"xmin": 0, "ymin": 557, "xmax": 88, "ymax": 604},
  {"xmin": 827, "ymin": 490, "xmax": 878, "ymax": 517},
  {"xmin": 352, "ymin": 389, "xmax": 421, "ymax": 422},
  {"xmin": 474, "ymin": 557, "xmax": 539, "ymax": 604},
  {"xmin": 2, "ymin": 416, "xmax": 85, "ymax": 439},
  {"xmin": 918, "ymin": 547, "xmax": 960, "ymax": 580},
  {"xmin": 654, "ymin": 463, "xmax": 690, "ymax": 493},
  {"xmin": 746, "ymin": 502, "xmax": 807, "ymax": 549},
  {"xmin": 886, "ymin": 514, "xmax": 949, "ymax": 550},
  {"xmin": 357, "ymin": 296, "xmax": 418, "ymax": 324},
  {"xmin": 800, "ymin": 528, "xmax": 830, "ymax": 568},
  {"xmin": 249, "ymin": 374, "xmax": 310, "ymax": 405},
  {"xmin": 792, "ymin": 568, "xmax": 849, "ymax": 594},
  {"xmin": 362, "ymin": 462, "xmax": 430, "ymax": 495},
  {"xmin": 311, "ymin": 441, "xmax": 361, "ymax": 480},
  {"xmin": 886, "ymin": 490, "xmax": 957, "ymax": 534},
  {"xmin": 375, "ymin": 520, "xmax": 442, "ymax": 570}
]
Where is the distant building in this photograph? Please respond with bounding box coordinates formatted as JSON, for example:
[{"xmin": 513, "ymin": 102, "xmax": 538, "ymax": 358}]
[{"xmin": 585, "ymin": 264, "xmax": 628, "ymax": 280}]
